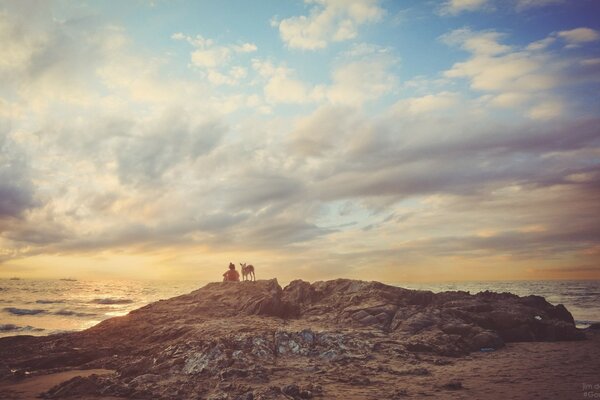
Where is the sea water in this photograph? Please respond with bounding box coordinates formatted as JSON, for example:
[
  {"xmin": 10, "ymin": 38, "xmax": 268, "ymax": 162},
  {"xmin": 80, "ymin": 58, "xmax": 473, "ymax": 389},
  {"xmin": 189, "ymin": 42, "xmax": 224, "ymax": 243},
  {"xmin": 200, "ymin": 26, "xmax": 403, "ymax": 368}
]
[
  {"xmin": 0, "ymin": 278, "xmax": 202, "ymax": 338},
  {"xmin": 1, "ymin": 278, "xmax": 598, "ymax": 338}
]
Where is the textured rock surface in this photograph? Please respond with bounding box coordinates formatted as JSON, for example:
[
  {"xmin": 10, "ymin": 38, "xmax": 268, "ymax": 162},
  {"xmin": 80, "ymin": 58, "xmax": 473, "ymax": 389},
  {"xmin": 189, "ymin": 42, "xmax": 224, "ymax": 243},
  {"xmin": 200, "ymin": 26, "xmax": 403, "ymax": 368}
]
[{"xmin": 0, "ymin": 279, "xmax": 585, "ymax": 399}]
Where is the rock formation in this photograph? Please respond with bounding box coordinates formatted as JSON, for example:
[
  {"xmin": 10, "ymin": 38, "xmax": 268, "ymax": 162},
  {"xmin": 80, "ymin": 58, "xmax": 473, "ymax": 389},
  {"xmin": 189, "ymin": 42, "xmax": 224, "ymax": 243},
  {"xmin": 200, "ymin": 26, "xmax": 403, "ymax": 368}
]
[{"xmin": 0, "ymin": 279, "xmax": 585, "ymax": 399}]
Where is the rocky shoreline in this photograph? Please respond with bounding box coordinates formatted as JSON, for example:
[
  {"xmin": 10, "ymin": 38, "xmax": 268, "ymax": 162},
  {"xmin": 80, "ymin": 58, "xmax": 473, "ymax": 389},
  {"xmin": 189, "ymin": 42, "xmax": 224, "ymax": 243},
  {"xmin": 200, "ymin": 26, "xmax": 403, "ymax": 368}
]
[{"xmin": 0, "ymin": 279, "xmax": 592, "ymax": 399}]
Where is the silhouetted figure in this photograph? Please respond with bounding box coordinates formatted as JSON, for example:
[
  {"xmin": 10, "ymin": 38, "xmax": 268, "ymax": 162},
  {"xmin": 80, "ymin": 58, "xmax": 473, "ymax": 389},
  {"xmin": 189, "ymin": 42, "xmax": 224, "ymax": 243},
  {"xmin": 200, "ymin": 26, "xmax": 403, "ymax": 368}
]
[{"xmin": 223, "ymin": 262, "xmax": 240, "ymax": 282}]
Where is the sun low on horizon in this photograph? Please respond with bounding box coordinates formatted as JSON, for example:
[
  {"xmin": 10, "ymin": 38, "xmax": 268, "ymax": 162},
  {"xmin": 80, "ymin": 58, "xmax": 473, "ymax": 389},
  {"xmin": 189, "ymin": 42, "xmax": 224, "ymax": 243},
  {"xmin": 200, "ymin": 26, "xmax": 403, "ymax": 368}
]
[{"xmin": 0, "ymin": 0, "xmax": 599, "ymax": 284}]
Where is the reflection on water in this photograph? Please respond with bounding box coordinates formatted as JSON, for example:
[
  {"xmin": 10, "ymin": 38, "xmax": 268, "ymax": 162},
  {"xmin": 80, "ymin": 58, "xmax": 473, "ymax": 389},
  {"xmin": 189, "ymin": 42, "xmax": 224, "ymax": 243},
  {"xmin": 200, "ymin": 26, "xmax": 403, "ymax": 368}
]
[{"xmin": 0, "ymin": 278, "xmax": 203, "ymax": 337}]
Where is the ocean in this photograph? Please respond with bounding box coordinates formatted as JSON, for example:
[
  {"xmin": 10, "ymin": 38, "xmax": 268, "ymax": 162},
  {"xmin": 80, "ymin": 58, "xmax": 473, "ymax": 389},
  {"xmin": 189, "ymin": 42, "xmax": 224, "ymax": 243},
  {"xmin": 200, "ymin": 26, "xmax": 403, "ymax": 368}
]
[{"xmin": 1, "ymin": 278, "xmax": 599, "ymax": 338}]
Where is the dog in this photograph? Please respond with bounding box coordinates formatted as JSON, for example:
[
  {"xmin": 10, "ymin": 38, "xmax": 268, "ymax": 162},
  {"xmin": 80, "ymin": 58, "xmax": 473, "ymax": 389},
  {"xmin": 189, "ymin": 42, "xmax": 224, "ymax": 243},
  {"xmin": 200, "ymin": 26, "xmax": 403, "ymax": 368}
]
[{"xmin": 240, "ymin": 262, "xmax": 256, "ymax": 281}]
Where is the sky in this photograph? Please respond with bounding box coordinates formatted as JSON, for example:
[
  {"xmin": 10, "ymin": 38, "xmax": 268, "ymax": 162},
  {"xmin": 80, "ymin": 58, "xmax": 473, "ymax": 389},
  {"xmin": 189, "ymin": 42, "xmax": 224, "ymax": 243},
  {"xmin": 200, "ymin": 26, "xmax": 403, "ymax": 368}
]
[{"xmin": 0, "ymin": 0, "xmax": 599, "ymax": 283}]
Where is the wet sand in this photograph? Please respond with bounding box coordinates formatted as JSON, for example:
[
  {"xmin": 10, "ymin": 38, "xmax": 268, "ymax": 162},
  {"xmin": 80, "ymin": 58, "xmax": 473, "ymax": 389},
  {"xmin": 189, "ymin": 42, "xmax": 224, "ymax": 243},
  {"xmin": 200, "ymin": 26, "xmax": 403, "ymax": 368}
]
[{"xmin": 0, "ymin": 369, "xmax": 114, "ymax": 400}]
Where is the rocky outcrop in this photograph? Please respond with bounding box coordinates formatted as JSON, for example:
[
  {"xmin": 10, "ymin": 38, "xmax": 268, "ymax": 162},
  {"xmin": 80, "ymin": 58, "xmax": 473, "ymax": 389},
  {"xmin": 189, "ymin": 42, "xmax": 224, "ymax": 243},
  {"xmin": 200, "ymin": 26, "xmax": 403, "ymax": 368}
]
[{"xmin": 0, "ymin": 279, "xmax": 585, "ymax": 399}]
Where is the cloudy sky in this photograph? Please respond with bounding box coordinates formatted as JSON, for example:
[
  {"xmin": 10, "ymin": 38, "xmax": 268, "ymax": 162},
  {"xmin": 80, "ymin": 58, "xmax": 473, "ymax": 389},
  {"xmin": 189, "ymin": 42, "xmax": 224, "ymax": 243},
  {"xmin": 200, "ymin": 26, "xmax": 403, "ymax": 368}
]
[{"xmin": 0, "ymin": 0, "xmax": 599, "ymax": 282}]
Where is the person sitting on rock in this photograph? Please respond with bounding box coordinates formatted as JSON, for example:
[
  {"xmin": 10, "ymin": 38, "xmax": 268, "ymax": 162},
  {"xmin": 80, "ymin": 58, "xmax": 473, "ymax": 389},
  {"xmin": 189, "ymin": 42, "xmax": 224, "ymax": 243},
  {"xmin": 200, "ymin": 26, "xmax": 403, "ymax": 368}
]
[{"xmin": 223, "ymin": 262, "xmax": 240, "ymax": 282}]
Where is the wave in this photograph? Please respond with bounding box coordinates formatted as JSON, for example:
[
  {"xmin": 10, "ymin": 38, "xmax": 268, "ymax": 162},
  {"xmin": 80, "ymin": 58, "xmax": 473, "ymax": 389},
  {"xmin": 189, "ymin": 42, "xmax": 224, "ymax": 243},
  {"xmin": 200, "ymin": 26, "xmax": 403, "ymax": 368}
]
[
  {"xmin": 575, "ymin": 319, "xmax": 599, "ymax": 328},
  {"xmin": 0, "ymin": 324, "xmax": 44, "ymax": 332},
  {"xmin": 4, "ymin": 307, "xmax": 47, "ymax": 315},
  {"xmin": 36, "ymin": 299, "xmax": 66, "ymax": 304},
  {"xmin": 91, "ymin": 298, "xmax": 134, "ymax": 305},
  {"xmin": 59, "ymin": 278, "xmax": 78, "ymax": 282},
  {"xmin": 54, "ymin": 309, "xmax": 96, "ymax": 317}
]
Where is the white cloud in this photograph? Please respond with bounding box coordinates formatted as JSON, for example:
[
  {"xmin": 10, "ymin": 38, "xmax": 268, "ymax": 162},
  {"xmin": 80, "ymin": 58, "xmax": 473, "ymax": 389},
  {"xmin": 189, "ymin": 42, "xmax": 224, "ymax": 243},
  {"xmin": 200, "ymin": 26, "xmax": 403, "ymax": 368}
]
[
  {"xmin": 443, "ymin": 29, "xmax": 558, "ymax": 93},
  {"xmin": 252, "ymin": 59, "xmax": 318, "ymax": 104},
  {"xmin": 401, "ymin": 92, "xmax": 460, "ymax": 114},
  {"xmin": 524, "ymin": 27, "xmax": 600, "ymax": 52},
  {"xmin": 251, "ymin": 47, "xmax": 397, "ymax": 107},
  {"xmin": 441, "ymin": 28, "xmax": 511, "ymax": 55},
  {"xmin": 325, "ymin": 58, "xmax": 397, "ymax": 106},
  {"xmin": 526, "ymin": 36, "xmax": 556, "ymax": 51},
  {"xmin": 527, "ymin": 99, "xmax": 563, "ymax": 120},
  {"xmin": 172, "ymin": 33, "xmax": 257, "ymax": 85},
  {"xmin": 191, "ymin": 47, "xmax": 231, "ymax": 68},
  {"xmin": 490, "ymin": 92, "xmax": 530, "ymax": 108},
  {"xmin": 445, "ymin": 53, "xmax": 549, "ymax": 92},
  {"xmin": 557, "ymin": 27, "xmax": 600, "ymax": 47},
  {"xmin": 233, "ymin": 43, "xmax": 258, "ymax": 53},
  {"xmin": 440, "ymin": 27, "xmax": 600, "ymax": 118},
  {"xmin": 273, "ymin": 0, "xmax": 384, "ymax": 50},
  {"xmin": 0, "ymin": 12, "xmax": 47, "ymax": 73},
  {"xmin": 439, "ymin": 0, "xmax": 490, "ymax": 15}
]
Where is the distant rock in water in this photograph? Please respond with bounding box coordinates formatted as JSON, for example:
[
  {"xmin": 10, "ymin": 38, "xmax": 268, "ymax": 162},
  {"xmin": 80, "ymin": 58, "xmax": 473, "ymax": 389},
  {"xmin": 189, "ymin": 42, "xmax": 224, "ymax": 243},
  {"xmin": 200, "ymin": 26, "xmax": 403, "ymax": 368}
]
[{"xmin": 0, "ymin": 279, "xmax": 585, "ymax": 399}]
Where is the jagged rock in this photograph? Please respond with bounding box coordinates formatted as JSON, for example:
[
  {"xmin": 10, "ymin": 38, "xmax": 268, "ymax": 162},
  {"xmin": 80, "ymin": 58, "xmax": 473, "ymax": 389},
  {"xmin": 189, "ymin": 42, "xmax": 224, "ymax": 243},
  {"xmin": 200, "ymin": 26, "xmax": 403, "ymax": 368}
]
[{"xmin": 0, "ymin": 278, "xmax": 585, "ymax": 399}]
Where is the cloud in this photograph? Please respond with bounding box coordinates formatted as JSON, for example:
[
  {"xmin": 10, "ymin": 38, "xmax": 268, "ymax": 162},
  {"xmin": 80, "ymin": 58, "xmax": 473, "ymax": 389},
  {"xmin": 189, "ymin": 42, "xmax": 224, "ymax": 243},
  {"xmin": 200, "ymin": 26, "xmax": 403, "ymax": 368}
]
[
  {"xmin": 441, "ymin": 28, "xmax": 511, "ymax": 55},
  {"xmin": 115, "ymin": 109, "xmax": 226, "ymax": 186},
  {"xmin": 397, "ymin": 91, "xmax": 460, "ymax": 114},
  {"xmin": 288, "ymin": 106, "xmax": 360, "ymax": 157},
  {"xmin": 0, "ymin": 6, "xmax": 131, "ymax": 109},
  {"xmin": 441, "ymin": 27, "xmax": 600, "ymax": 118},
  {"xmin": 273, "ymin": 0, "xmax": 384, "ymax": 50},
  {"xmin": 284, "ymin": 94, "xmax": 600, "ymax": 206},
  {"xmin": 252, "ymin": 59, "xmax": 317, "ymax": 104},
  {"xmin": 324, "ymin": 56, "xmax": 397, "ymax": 106},
  {"xmin": 172, "ymin": 33, "xmax": 257, "ymax": 86},
  {"xmin": 1, "ymin": 1, "xmax": 598, "ymax": 282},
  {"xmin": 438, "ymin": 0, "xmax": 568, "ymax": 14},
  {"xmin": 0, "ymin": 126, "xmax": 38, "ymax": 220},
  {"xmin": 557, "ymin": 27, "xmax": 600, "ymax": 47},
  {"xmin": 438, "ymin": 0, "xmax": 491, "ymax": 15},
  {"xmin": 514, "ymin": 0, "xmax": 564, "ymax": 11},
  {"xmin": 527, "ymin": 99, "xmax": 564, "ymax": 120},
  {"xmin": 525, "ymin": 27, "xmax": 599, "ymax": 51},
  {"xmin": 252, "ymin": 48, "xmax": 397, "ymax": 107}
]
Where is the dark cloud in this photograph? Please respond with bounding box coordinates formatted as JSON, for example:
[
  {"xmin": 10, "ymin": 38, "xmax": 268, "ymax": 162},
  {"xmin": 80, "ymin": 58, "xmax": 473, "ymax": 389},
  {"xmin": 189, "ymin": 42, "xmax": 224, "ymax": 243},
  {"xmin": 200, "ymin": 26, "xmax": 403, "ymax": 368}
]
[
  {"xmin": 0, "ymin": 128, "xmax": 37, "ymax": 220},
  {"xmin": 286, "ymin": 107, "xmax": 600, "ymax": 204},
  {"xmin": 409, "ymin": 227, "xmax": 600, "ymax": 259},
  {"xmin": 222, "ymin": 170, "xmax": 305, "ymax": 211},
  {"xmin": 239, "ymin": 217, "xmax": 332, "ymax": 248},
  {"xmin": 116, "ymin": 110, "xmax": 226, "ymax": 186}
]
